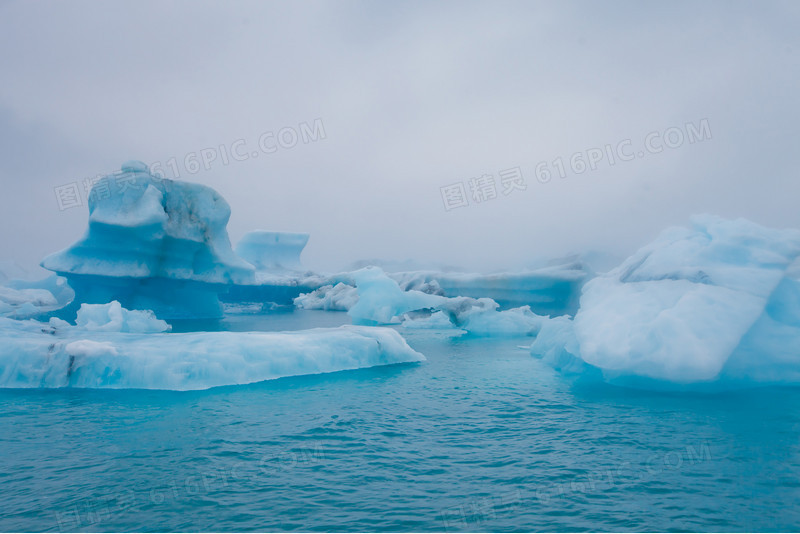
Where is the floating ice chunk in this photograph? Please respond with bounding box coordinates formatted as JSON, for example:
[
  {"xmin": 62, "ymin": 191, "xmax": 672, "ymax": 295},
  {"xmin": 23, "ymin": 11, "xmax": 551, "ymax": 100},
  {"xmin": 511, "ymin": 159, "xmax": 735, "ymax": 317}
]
[
  {"xmin": 236, "ymin": 231, "xmax": 309, "ymax": 271},
  {"xmin": 41, "ymin": 162, "xmax": 255, "ymax": 319},
  {"xmin": 75, "ymin": 301, "xmax": 171, "ymax": 333},
  {"xmin": 348, "ymin": 267, "xmax": 445, "ymax": 325},
  {"xmin": 458, "ymin": 303, "xmax": 545, "ymax": 337},
  {"xmin": 0, "ymin": 319, "xmax": 425, "ymax": 390},
  {"xmin": 295, "ymin": 283, "xmax": 359, "ymax": 311},
  {"xmin": 350, "ymin": 267, "xmax": 547, "ymax": 336},
  {"xmin": 532, "ymin": 216, "xmax": 800, "ymax": 387},
  {"xmin": 529, "ymin": 316, "xmax": 590, "ymax": 375},
  {"xmin": 401, "ymin": 310, "xmax": 459, "ymax": 330}
]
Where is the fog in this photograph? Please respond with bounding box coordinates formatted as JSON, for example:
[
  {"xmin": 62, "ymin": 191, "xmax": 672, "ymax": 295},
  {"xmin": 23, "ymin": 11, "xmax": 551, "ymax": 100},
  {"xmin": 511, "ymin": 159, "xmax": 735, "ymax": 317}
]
[{"xmin": 1, "ymin": 0, "xmax": 798, "ymax": 275}]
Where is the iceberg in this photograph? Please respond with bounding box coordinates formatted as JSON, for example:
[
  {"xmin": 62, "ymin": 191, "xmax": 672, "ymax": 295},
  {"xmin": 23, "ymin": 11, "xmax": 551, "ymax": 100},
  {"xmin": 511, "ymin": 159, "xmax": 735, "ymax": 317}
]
[
  {"xmin": 348, "ymin": 267, "xmax": 445, "ymax": 325},
  {"xmin": 41, "ymin": 162, "xmax": 255, "ymax": 319},
  {"xmin": 0, "ymin": 275, "xmax": 74, "ymax": 319},
  {"xmin": 221, "ymin": 232, "xmax": 327, "ymax": 306},
  {"xmin": 531, "ymin": 216, "xmax": 800, "ymax": 387},
  {"xmin": 457, "ymin": 303, "xmax": 545, "ymax": 337},
  {"xmin": 392, "ymin": 260, "xmax": 589, "ymax": 316},
  {"xmin": 235, "ymin": 231, "xmax": 309, "ymax": 271},
  {"xmin": 0, "ymin": 317, "xmax": 424, "ymax": 390},
  {"xmin": 348, "ymin": 267, "xmax": 546, "ymax": 336},
  {"xmin": 0, "ymin": 286, "xmax": 57, "ymax": 318},
  {"xmin": 75, "ymin": 301, "xmax": 171, "ymax": 333},
  {"xmin": 221, "ymin": 271, "xmax": 328, "ymax": 307},
  {"xmin": 295, "ymin": 282, "xmax": 359, "ymax": 311},
  {"xmin": 401, "ymin": 310, "xmax": 461, "ymax": 330}
]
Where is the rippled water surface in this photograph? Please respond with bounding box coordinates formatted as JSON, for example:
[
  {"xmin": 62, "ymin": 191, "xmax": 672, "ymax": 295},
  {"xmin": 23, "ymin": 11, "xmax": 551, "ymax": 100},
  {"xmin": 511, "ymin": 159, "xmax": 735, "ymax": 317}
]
[{"xmin": 2, "ymin": 310, "xmax": 800, "ymax": 532}]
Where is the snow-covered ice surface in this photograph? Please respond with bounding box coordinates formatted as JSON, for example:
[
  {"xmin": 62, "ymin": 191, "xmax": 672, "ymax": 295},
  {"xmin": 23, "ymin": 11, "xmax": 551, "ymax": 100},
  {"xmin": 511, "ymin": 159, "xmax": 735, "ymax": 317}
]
[
  {"xmin": 531, "ymin": 215, "xmax": 800, "ymax": 389},
  {"xmin": 41, "ymin": 162, "xmax": 254, "ymax": 319},
  {"xmin": 0, "ymin": 317, "xmax": 424, "ymax": 390}
]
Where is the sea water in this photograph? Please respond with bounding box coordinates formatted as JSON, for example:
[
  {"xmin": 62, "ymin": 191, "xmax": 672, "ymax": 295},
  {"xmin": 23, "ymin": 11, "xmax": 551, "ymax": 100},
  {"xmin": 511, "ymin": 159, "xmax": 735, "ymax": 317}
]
[{"xmin": 1, "ymin": 310, "xmax": 799, "ymax": 532}]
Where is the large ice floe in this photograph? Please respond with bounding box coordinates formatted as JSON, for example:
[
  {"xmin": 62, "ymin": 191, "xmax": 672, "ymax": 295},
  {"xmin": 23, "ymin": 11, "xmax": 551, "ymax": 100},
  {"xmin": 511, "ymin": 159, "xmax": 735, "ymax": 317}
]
[
  {"xmin": 0, "ymin": 303, "xmax": 424, "ymax": 390},
  {"xmin": 530, "ymin": 215, "xmax": 800, "ymax": 389},
  {"xmin": 41, "ymin": 161, "xmax": 255, "ymax": 319}
]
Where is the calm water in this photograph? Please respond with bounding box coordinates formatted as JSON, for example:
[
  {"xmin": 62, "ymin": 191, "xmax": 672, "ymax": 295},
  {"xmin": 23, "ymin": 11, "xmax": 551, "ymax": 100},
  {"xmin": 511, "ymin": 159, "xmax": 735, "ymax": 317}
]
[{"xmin": 1, "ymin": 310, "xmax": 800, "ymax": 532}]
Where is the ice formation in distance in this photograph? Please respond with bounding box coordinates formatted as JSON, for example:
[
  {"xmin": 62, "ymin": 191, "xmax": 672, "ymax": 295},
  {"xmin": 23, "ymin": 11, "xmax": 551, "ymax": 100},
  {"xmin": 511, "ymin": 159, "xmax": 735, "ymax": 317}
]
[
  {"xmin": 294, "ymin": 262, "xmax": 588, "ymax": 319},
  {"xmin": 531, "ymin": 216, "xmax": 800, "ymax": 387},
  {"xmin": 348, "ymin": 267, "xmax": 445, "ymax": 325},
  {"xmin": 41, "ymin": 162, "xmax": 255, "ymax": 319},
  {"xmin": 294, "ymin": 282, "xmax": 359, "ymax": 311},
  {"xmin": 399, "ymin": 310, "xmax": 458, "ymax": 330},
  {"xmin": 0, "ymin": 275, "xmax": 74, "ymax": 319},
  {"xmin": 222, "ymin": 232, "xmax": 327, "ymax": 305},
  {"xmin": 0, "ymin": 318, "xmax": 424, "ymax": 390},
  {"xmin": 392, "ymin": 261, "xmax": 589, "ymax": 316},
  {"xmin": 347, "ymin": 267, "xmax": 545, "ymax": 336},
  {"xmin": 236, "ymin": 231, "xmax": 309, "ymax": 271}
]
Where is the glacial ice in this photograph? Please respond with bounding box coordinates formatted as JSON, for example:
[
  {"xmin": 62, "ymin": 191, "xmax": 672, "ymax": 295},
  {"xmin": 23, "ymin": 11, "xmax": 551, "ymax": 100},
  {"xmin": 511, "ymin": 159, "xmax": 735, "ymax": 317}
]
[
  {"xmin": 531, "ymin": 216, "xmax": 800, "ymax": 387},
  {"xmin": 0, "ymin": 275, "xmax": 74, "ymax": 319},
  {"xmin": 348, "ymin": 267, "xmax": 445, "ymax": 325},
  {"xmin": 294, "ymin": 282, "xmax": 359, "ymax": 311},
  {"xmin": 41, "ymin": 162, "xmax": 255, "ymax": 319},
  {"xmin": 236, "ymin": 231, "xmax": 309, "ymax": 271},
  {"xmin": 401, "ymin": 310, "xmax": 461, "ymax": 330},
  {"xmin": 392, "ymin": 261, "xmax": 589, "ymax": 316},
  {"xmin": 222, "ymin": 271, "xmax": 327, "ymax": 307},
  {"xmin": 456, "ymin": 303, "xmax": 545, "ymax": 337},
  {"xmin": 221, "ymin": 232, "xmax": 323, "ymax": 305},
  {"xmin": 0, "ymin": 317, "xmax": 424, "ymax": 390},
  {"xmin": 348, "ymin": 267, "xmax": 546, "ymax": 336},
  {"xmin": 0, "ymin": 286, "xmax": 57, "ymax": 318},
  {"xmin": 75, "ymin": 301, "xmax": 171, "ymax": 333}
]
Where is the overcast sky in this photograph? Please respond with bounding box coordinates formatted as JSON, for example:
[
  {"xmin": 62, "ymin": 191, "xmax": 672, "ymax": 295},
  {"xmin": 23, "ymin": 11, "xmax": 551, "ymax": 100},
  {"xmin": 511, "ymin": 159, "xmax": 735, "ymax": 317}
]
[{"xmin": 1, "ymin": 0, "xmax": 798, "ymax": 274}]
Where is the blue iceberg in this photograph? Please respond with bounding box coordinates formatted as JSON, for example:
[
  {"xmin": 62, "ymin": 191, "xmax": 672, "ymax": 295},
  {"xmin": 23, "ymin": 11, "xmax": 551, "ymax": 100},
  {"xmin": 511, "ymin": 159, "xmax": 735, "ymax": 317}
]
[
  {"xmin": 235, "ymin": 231, "xmax": 309, "ymax": 271},
  {"xmin": 531, "ymin": 215, "xmax": 800, "ymax": 388},
  {"xmin": 41, "ymin": 162, "xmax": 255, "ymax": 319}
]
